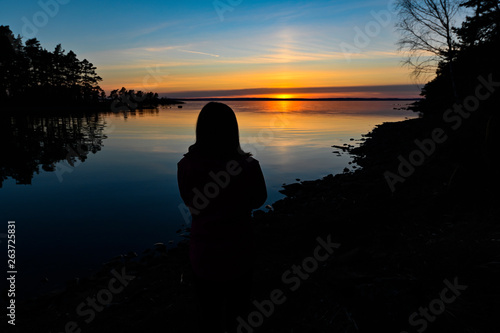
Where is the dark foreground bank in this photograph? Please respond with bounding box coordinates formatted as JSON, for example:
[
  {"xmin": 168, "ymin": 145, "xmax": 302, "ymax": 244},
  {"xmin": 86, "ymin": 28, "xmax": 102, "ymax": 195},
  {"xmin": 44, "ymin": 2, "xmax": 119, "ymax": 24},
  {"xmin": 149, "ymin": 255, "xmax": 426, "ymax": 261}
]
[{"xmin": 4, "ymin": 114, "xmax": 500, "ymax": 333}]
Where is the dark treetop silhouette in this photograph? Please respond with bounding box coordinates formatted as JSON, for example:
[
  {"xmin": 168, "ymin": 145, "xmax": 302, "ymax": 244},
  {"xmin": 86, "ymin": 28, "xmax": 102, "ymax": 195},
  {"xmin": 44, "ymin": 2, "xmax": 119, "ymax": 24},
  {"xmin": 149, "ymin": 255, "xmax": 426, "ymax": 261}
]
[
  {"xmin": 0, "ymin": 25, "xmax": 103, "ymax": 106},
  {"xmin": 177, "ymin": 102, "xmax": 267, "ymax": 332},
  {"xmin": 0, "ymin": 25, "xmax": 183, "ymax": 110}
]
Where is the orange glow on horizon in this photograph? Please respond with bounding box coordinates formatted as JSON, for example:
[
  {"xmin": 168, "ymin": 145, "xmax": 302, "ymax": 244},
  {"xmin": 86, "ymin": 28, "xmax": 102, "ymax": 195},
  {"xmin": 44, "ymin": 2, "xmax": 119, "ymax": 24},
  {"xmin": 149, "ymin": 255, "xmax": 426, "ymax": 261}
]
[
  {"xmin": 190, "ymin": 91, "xmax": 418, "ymax": 100},
  {"xmin": 275, "ymin": 94, "xmax": 294, "ymax": 99},
  {"xmin": 98, "ymin": 63, "xmax": 415, "ymax": 98}
]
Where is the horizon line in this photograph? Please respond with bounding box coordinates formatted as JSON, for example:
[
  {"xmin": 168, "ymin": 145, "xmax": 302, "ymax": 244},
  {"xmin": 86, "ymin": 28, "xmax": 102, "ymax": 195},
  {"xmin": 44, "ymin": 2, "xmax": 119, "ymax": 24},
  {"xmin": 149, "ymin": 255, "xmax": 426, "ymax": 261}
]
[
  {"xmin": 173, "ymin": 97, "xmax": 420, "ymax": 101},
  {"xmin": 157, "ymin": 84, "xmax": 422, "ymax": 99}
]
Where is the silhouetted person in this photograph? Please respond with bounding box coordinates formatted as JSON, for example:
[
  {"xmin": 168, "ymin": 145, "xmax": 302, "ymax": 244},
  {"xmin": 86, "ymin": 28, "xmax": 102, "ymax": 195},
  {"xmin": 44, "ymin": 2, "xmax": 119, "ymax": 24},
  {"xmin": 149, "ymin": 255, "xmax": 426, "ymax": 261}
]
[{"xmin": 177, "ymin": 102, "xmax": 267, "ymax": 333}]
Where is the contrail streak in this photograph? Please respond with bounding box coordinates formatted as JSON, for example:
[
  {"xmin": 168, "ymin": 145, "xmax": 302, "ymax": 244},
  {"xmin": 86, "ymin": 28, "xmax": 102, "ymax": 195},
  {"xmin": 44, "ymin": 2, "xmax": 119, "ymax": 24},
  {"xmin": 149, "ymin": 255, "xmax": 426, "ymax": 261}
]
[{"xmin": 178, "ymin": 49, "xmax": 220, "ymax": 58}]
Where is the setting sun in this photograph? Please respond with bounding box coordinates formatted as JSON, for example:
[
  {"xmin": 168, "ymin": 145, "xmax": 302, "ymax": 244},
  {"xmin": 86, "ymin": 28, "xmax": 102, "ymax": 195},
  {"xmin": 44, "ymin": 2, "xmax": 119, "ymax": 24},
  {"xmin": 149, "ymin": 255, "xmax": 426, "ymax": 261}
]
[{"xmin": 276, "ymin": 94, "xmax": 294, "ymax": 99}]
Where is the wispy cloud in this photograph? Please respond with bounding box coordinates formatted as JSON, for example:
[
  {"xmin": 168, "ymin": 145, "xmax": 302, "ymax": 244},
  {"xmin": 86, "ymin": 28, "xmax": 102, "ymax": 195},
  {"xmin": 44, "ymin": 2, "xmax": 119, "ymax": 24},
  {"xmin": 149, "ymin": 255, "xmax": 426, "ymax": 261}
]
[
  {"xmin": 130, "ymin": 21, "xmax": 176, "ymax": 38},
  {"xmin": 177, "ymin": 49, "xmax": 220, "ymax": 58},
  {"xmin": 143, "ymin": 46, "xmax": 180, "ymax": 52}
]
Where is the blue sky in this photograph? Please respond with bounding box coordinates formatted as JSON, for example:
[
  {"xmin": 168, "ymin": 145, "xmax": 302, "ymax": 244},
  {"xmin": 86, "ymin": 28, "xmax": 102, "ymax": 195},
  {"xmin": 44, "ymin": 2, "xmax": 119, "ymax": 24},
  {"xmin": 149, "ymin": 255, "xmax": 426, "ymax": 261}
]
[{"xmin": 1, "ymin": 0, "xmax": 422, "ymax": 98}]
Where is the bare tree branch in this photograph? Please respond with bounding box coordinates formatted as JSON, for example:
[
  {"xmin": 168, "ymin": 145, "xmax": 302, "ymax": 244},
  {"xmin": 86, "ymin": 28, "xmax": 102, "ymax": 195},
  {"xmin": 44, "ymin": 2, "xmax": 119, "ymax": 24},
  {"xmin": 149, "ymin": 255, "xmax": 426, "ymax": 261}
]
[{"xmin": 395, "ymin": 0, "xmax": 462, "ymax": 84}]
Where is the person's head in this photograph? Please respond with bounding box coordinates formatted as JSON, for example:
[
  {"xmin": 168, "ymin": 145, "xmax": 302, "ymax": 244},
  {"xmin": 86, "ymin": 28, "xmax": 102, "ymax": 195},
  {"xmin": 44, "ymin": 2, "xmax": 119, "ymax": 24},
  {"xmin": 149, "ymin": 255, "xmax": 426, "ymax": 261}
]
[{"xmin": 188, "ymin": 102, "xmax": 249, "ymax": 158}]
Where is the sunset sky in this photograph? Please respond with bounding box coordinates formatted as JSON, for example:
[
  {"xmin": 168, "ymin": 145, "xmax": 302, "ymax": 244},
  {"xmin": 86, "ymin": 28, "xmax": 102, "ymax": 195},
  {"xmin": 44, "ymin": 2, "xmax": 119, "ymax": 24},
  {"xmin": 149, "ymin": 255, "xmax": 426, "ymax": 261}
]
[{"xmin": 2, "ymin": 0, "xmax": 423, "ymax": 98}]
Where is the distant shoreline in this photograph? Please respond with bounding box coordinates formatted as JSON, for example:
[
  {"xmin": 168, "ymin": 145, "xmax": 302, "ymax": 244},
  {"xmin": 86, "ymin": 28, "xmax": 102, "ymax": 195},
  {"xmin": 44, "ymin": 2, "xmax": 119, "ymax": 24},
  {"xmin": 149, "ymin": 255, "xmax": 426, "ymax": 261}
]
[
  {"xmin": 0, "ymin": 98, "xmax": 418, "ymax": 114},
  {"xmin": 176, "ymin": 97, "xmax": 420, "ymax": 101}
]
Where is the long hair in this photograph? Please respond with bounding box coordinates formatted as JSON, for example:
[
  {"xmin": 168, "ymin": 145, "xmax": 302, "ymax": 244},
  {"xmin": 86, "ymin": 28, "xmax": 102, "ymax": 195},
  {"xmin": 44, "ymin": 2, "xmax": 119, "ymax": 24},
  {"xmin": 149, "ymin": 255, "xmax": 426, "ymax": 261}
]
[{"xmin": 188, "ymin": 102, "xmax": 250, "ymax": 158}]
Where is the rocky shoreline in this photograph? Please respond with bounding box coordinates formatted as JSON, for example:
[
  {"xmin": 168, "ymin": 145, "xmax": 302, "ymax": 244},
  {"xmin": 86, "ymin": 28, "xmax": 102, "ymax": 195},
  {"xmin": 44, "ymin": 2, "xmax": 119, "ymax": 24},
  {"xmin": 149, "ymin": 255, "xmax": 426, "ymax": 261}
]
[{"xmin": 6, "ymin": 116, "xmax": 499, "ymax": 333}]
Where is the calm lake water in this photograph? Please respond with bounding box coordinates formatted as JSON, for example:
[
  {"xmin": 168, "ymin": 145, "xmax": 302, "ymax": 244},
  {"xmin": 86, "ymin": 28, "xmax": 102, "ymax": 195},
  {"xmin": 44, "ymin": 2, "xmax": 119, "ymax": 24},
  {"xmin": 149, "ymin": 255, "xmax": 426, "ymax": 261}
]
[{"xmin": 0, "ymin": 100, "xmax": 415, "ymax": 299}]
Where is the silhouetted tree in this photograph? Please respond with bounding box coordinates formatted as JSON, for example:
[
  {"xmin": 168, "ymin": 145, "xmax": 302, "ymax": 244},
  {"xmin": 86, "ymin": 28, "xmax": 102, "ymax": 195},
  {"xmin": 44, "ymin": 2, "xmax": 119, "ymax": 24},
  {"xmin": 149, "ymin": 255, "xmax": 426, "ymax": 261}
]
[
  {"xmin": 0, "ymin": 26, "xmax": 25, "ymax": 100},
  {"xmin": 0, "ymin": 25, "xmax": 104, "ymax": 107},
  {"xmin": 395, "ymin": 0, "xmax": 462, "ymax": 99},
  {"xmin": 108, "ymin": 87, "xmax": 170, "ymax": 111},
  {"xmin": 402, "ymin": 0, "xmax": 499, "ymax": 121},
  {"xmin": 407, "ymin": 0, "xmax": 499, "ymax": 129},
  {"xmin": 457, "ymin": 0, "xmax": 500, "ymax": 47}
]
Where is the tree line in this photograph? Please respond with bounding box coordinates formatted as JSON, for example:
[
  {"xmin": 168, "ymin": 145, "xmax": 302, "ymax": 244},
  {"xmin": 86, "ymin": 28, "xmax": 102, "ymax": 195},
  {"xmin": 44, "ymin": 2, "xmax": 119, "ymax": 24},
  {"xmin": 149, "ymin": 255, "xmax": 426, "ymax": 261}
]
[
  {"xmin": 108, "ymin": 87, "xmax": 181, "ymax": 112},
  {"xmin": 0, "ymin": 25, "xmax": 104, "ymax": 106},
  {"xmin": 396, "ymin": 0, "xmax": 500, "ymax": 118},
  {"xmin": 0, "ymin": 25, "xmax": 180, "ymax": 110}
]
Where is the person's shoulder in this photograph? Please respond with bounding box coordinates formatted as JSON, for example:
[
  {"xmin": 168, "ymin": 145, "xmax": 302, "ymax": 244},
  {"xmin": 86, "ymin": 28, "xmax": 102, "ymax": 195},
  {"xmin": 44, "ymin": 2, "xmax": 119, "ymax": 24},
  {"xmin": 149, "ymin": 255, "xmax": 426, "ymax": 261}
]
[
  {"xmin": 244, "ymin": 156, "xmax": 259, "ymax": 164},
  {"xmin": 236, "ymin": 155, "xmax": 261, "ymax": 168},
  {"xmin": 178, "ymin": 153, "xmax": 196, "ymax": 167}
]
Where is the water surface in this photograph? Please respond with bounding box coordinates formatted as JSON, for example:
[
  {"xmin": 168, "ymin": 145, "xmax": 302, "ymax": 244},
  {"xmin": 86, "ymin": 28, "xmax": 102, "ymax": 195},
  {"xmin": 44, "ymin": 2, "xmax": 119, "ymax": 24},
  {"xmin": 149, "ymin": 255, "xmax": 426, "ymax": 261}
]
[{"xmin": 0, "ymin": 100, "xmax": 415, "ymax": 298}]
